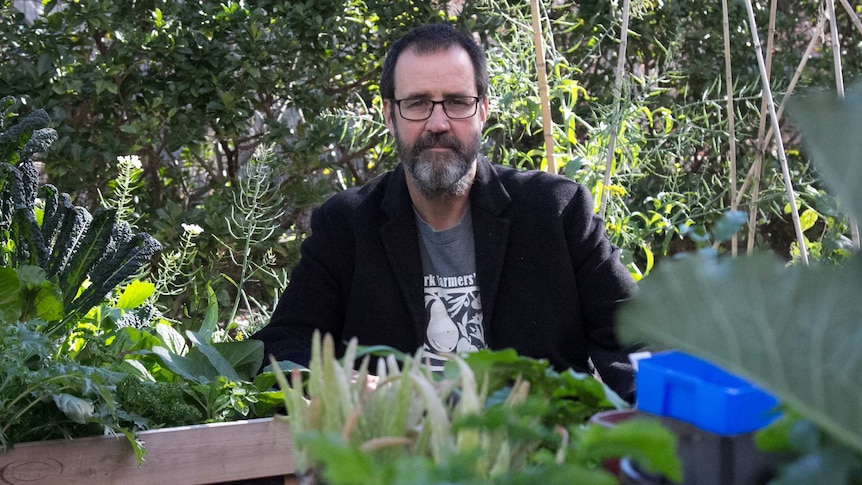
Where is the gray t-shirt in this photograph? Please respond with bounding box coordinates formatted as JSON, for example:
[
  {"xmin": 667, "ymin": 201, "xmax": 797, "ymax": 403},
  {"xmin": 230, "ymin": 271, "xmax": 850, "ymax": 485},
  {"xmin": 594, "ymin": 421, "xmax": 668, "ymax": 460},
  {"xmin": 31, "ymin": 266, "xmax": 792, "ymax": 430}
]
[{"xmin": 415, "ymin": 208, "xmax": 486, "ymax": 370}]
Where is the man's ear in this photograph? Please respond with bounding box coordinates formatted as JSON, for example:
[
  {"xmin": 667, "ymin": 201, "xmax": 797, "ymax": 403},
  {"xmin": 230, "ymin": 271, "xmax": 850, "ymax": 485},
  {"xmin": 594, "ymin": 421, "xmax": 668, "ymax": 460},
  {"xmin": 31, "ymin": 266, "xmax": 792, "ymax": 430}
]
[
  {"xmin": 478, "ymin": 96, "xmax": 490, "ymax": 125},
  {"xmin": 383, "ymin": 98, "xmax": 395, "ymax": 133}
]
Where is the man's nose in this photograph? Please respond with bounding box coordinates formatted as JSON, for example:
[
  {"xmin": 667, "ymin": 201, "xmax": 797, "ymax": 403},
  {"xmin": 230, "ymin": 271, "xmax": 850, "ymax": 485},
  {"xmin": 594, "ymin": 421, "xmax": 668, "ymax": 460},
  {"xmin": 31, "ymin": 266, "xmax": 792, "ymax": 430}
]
[{"xmin": 425, "ymin": 103, "xmax": 451, "ymax": 132}]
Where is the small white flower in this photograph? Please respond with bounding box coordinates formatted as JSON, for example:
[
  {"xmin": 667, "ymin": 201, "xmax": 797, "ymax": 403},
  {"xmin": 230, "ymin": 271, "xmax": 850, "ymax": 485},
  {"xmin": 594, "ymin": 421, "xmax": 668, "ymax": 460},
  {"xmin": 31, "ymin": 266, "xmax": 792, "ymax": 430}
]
[
  {"xmin": 117, "ymin": 155, "xmax": 143, "ymax": 170},
  {"xmin": 181, "ymin": 223, "xmax": 204, "ymax": 236}
]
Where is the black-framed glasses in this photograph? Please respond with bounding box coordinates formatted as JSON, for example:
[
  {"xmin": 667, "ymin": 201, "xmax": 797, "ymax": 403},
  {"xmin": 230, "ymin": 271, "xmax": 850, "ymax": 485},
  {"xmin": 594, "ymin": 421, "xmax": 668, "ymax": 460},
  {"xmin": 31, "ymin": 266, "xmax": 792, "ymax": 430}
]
[{"xmin": 393, "ymin": 96, "xmax": 481, "ymax": 121}]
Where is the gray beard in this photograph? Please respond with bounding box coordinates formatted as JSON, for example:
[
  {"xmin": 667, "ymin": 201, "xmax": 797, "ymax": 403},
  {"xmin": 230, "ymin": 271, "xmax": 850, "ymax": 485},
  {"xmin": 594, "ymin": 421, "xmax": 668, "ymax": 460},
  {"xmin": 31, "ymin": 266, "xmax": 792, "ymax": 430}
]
[{"xmin": 398, "ymin": 132, "xmax": 480, "ymax": 199}]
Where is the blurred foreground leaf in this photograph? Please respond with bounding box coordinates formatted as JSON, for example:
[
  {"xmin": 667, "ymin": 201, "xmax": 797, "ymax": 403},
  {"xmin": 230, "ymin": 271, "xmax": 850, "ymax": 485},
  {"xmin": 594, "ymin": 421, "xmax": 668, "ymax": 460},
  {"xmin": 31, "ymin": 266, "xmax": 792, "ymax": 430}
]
[{"xmin": 618, "ymin": 253, "xmax": 862, "ymax": 454}]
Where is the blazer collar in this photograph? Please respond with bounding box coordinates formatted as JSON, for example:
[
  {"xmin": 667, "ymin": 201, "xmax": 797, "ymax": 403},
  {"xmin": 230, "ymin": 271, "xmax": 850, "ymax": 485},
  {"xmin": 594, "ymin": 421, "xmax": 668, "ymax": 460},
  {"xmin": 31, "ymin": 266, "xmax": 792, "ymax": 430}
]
[{"xmin": 381, "ymin": 156, "xmax": 512, "ymax": 217}]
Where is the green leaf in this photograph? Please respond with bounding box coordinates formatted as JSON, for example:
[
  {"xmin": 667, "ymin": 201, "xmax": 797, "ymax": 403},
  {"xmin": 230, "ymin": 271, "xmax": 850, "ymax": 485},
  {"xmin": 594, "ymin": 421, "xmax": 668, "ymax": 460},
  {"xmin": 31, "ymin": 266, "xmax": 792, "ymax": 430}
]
[
  {"xmin": 115, "ymin": 325, "xmax": 169, "ymax": 353},
  {"xmin": 453, "ymin": 348, "xmax": 548, "ymax": 392},
  {"xmin": 150, "ymin": 345, "xmax": 220, "ymax": 384},
  {"xmin": 17, "ymin": 265, "xmax": 63, "ymax": 321},
  {"xmin": 618, "ymin": 252, "xmax": 862, "ymax": 454},
  {"xmin": 186, "ymin": 331, "xmax": 241, "ymax": 381},
  {"xmin": 198, "ymin": 283, "xmax": 219, "ymax": 343},
  {"xmin": 799, "ymin": 209, "xmax": 819, "ymax": 233},
  {"xmin": 0, "ymin": 267, "xmax": 22, "ymax": 319},
  {"xmin": 69, "ymin": 232, "xmax": 162, "ymax": 316},
  {"xmin": 59, "ymin": 207, "xmax": 116, "ymax": 306},
  {"xmin": 300, "ymin": 433, "xmax": 378, "ymax": 483},
  {"xmin": 116, "ymin": 280, "xmax": 155, "ymax": 309},
  {"xmin": 250, "ymin": 390, "xmax": 285, "ymax": 417},
  {"xmin": 581, "ymin": 418, "xmax": 682, "ymax": 482},
  {"xmin": 53, "ymin": 393, "xmax": 95, "ymax": 424},
  {"xmin": 31, "ymin": 281, "xmax": 63, "ymax": 321},
  {"xmin": 252, "ymin": 372, "xmax": 278, "ymax": 391},
  {"xmin": 17, "ymin": 264, "xmax": 48, "ymax": 287},
  {"xmin": 155, "ymin": 322, "xmax": 187, "ymax": 355},
  {"xmin": 213, "ymin": 339, "xmax": 264, "ymax": 381}
]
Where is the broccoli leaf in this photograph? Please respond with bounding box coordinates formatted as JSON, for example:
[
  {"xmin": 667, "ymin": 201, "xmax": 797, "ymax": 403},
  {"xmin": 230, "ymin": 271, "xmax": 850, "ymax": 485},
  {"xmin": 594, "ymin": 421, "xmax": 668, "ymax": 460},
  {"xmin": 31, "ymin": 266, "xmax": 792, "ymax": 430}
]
[{"xmin": 213, "ymin": 338, "xmax": 265, "ymax": 381}]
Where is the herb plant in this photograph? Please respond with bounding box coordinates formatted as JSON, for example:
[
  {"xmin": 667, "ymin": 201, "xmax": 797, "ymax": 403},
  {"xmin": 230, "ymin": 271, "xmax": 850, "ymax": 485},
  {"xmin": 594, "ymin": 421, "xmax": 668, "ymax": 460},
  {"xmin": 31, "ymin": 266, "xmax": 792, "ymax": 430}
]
[{"xmin": 272, "ymin": 331, "xmax": 682, "ymax": 485}]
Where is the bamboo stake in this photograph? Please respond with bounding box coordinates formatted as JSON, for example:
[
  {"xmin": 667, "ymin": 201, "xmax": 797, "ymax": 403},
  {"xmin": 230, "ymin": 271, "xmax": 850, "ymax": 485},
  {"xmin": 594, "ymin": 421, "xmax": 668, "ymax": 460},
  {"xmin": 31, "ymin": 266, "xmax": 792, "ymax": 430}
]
[
  {"xmin": 826, "ymin": 0, "xmax": 861, "ymax": 248},
  {"xmin": 598, "ymin": 0, "xmax": 631, "ymax": 220},
  {"xmin": 743, "ymin": 0, "xmax": 809, "ymax": 264},
  {"xmin": 530, "ymin": 0, "xmax": 555, "ymax": 174},
  {"xmin": 721, "ymin": 0, "xmax": 739, "ymax": 256},
  {"xmin": 761, "ymin": 12, "xmax": 826, "ymax": 162},
  {"xmin": 746, "ymin": 0, "xmax": 778, "ymax": 255},
  {"xmin": 839, "ymin": 0, "xmax": 862, "ymax": 36},
  {"xmin": 735, "ymin": 12, "xmax": 827, "ymax": 208},
  {"xmin": 827, "ymin": 0, "xmax": 846, "ymax": 98}
]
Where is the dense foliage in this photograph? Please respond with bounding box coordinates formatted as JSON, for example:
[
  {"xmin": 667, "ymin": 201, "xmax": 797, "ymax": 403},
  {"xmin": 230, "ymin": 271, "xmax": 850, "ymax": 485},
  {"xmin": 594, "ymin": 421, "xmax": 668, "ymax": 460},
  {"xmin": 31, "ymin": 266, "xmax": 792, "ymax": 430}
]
[{"xmin": 3, "ymin": 0, "xmax": 860, "ymax": 329}]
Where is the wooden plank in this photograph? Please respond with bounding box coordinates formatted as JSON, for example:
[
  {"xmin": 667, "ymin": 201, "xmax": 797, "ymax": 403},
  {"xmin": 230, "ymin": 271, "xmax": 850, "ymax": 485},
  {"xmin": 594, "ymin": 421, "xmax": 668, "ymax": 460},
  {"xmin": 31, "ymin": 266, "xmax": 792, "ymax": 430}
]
[{"xmin": 0, "ymin": 417, "xmax": 296, "ymax": 485}]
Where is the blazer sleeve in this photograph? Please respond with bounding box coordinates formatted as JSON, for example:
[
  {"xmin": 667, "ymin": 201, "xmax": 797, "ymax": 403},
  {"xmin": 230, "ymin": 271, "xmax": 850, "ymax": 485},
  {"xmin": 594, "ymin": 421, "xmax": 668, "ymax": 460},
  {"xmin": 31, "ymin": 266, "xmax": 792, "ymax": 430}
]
[
  {"xmin": 563, "ymin": 183, "xmax": 641, "ymax": 402},
  {"xmin": 251, "ymin": 199, "xmax": 353, "ymax": 368}
]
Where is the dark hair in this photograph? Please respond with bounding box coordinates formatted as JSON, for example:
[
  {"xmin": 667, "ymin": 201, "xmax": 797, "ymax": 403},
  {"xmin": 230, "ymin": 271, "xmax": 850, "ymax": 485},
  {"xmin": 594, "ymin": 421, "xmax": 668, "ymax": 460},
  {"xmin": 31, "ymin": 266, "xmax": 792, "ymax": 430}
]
[{"xmin": 380, "ymin": 23, "xmax": 488, "ymax": 101}]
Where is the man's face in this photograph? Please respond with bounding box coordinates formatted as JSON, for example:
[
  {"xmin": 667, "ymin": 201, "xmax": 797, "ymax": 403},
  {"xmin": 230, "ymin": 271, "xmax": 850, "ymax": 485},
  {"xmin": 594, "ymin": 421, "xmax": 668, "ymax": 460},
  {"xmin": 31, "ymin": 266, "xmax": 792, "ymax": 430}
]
[{"xmin": 383, "ymin": 46, "xmax": 488, "ymax": 199}]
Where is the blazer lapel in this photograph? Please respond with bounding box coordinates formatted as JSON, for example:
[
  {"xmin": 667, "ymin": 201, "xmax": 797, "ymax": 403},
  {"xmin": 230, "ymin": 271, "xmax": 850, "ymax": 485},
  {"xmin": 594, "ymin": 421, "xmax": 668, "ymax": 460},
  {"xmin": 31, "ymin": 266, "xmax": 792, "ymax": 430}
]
[
  {"xmin": 470, "ymin": 157, "xmax": 511, "ymax": 339},
  {"xmin": 380, "ymin": 165, "xmax": 426, "ymax": 342}
]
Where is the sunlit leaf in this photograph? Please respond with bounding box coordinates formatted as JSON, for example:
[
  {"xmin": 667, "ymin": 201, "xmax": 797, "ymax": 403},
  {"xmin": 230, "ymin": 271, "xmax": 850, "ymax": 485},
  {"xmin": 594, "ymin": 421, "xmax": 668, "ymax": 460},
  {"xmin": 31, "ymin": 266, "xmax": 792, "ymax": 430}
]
[
  {"xmin": 116, "ymin": 280, "xmax": 155, "ymax": 309},
  {"xmin": 0, "ymin": 267, "xmax": 22, "ymax": 319},
  {"xmin": 186, "ymin": 331, "xmax": 241, "ymax": 381},
  {"xmin": 155, "ymin": 323, "xmax": 187, "ymax": 355},
  {"xmin": 198, "ymin": 283, "xmax": 219, "ymax": 344}
]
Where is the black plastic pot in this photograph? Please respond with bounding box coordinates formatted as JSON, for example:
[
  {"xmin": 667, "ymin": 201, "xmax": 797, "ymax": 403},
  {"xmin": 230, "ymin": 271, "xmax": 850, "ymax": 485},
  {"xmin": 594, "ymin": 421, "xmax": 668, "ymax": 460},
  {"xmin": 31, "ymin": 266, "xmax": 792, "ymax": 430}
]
[{"xmin": 591, "ymin": 409, "xmax": 781, "ymax": 485}]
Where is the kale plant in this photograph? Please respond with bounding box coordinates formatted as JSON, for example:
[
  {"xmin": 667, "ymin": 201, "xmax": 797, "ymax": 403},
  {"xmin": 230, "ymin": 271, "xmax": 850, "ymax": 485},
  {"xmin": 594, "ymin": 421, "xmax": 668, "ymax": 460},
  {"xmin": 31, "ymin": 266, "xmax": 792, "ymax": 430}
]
[
  {"xmin": 0, "ymin": 96, "xmax": 162, "ymax": 331},
  {"xmin": 0, "ymin": 97, "xmax": 281, "ymax": 459}
]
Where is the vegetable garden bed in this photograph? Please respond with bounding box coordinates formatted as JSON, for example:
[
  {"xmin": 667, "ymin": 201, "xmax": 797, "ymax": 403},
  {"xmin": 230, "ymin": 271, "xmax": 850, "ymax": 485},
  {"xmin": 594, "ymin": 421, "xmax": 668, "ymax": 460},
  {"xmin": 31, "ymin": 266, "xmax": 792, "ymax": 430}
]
[{"xmin": 0, "ymin": 417, "xmax": 296, "ymax": 485}]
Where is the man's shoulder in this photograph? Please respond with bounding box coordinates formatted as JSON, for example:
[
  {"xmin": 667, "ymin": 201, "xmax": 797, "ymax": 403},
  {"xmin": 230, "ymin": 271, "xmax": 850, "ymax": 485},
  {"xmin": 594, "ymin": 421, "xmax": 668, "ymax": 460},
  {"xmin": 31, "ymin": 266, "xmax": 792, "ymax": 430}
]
[
  {"xmin": 321, "ymin": 170, "xmax": 393, "ymax": 212},
  {"xmin": 490, "ymin": 163, "xmax": 584, "ymax": 208}
]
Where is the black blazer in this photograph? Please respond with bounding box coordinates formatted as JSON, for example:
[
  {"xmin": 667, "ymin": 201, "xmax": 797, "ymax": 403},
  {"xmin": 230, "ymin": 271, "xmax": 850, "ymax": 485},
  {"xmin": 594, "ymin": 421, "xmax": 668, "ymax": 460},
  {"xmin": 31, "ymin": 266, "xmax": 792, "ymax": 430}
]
[{"xmin": 253, "ymin": 156, "xmax": 639, "ymax": 400}]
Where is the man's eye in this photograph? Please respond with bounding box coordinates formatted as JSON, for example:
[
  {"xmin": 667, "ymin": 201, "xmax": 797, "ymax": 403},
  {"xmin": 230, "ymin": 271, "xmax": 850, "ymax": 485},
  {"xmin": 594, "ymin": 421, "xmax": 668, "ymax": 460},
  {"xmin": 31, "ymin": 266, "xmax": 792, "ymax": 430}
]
[
  {"xmin": 404, "ymin": 99, "xmax": 431, "ymax": 109},
  {"xmin": 448, "ymin": 99, "xmax": 470, "ymax": 107}
]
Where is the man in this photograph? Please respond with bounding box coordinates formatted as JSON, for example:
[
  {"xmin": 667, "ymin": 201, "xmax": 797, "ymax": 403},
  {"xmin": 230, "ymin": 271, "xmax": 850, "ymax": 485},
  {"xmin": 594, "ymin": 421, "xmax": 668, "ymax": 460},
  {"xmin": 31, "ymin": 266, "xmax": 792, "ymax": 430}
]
[{"xmin": 253, "ymin": 23, "xmax": 639, "ymax": 401}]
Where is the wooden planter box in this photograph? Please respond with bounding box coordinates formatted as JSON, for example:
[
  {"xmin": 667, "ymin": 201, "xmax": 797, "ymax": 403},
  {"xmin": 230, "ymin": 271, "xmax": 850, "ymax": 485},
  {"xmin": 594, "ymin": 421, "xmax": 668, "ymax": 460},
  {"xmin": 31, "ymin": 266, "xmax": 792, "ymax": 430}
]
[{"xmin": 0, "ymin": 417, "xmax": 296, "ymax": 485}]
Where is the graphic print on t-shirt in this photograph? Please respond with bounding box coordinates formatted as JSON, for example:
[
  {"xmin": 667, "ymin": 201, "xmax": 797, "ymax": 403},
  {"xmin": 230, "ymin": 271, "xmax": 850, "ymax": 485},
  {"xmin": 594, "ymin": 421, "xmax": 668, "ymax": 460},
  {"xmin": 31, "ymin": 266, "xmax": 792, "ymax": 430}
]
[{"xmin": 422, "ymin": 272, "xmax": 484, "ymax": 371}]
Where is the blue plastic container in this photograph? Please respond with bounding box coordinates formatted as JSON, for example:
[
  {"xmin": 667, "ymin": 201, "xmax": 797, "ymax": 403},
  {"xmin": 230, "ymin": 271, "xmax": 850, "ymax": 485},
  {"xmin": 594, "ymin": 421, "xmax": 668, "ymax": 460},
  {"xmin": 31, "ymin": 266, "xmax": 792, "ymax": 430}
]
[{"xmin": 636, "ymin": 350, "xmax": 780, "ymax": 435}]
